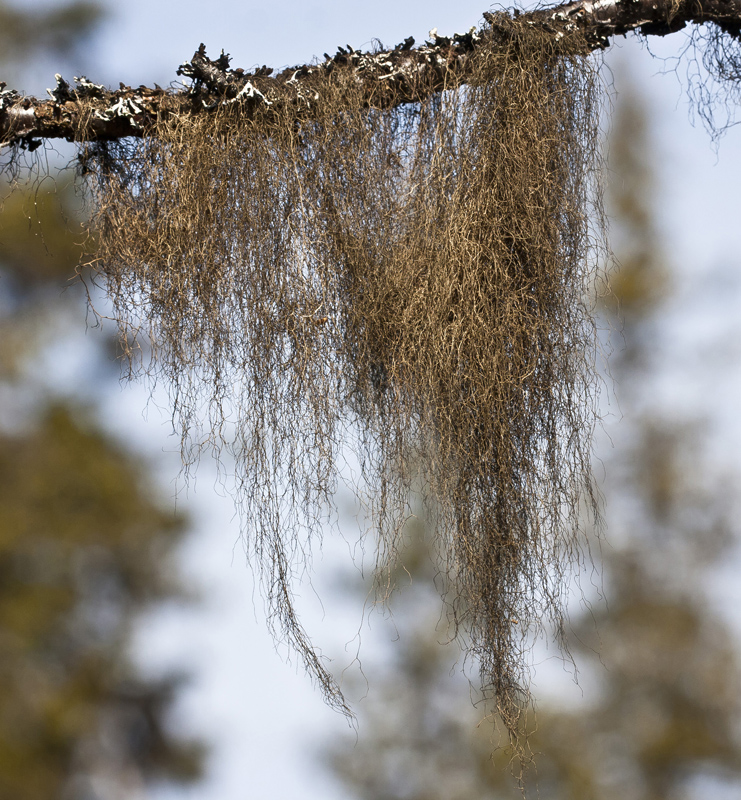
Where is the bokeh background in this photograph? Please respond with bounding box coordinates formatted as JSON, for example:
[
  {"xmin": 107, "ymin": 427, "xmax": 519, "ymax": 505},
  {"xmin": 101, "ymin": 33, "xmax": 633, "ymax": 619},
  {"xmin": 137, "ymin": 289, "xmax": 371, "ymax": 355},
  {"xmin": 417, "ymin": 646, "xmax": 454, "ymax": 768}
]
[{"xmin": 2, "ymin": 1, "xmax": 741, "ymax": 798}]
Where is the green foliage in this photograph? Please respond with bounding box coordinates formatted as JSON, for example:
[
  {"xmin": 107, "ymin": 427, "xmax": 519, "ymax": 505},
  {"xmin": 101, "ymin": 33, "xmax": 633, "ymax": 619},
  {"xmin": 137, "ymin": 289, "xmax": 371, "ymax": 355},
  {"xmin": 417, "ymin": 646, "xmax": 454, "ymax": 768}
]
[
  {"xmin": 522, "ymin": 556, "xmax": 741, "ymax": 800},
  {"xmin": 604, "ymin": 86, "xmax": 669, "ymax": 327},
  {"xmin": 0, "ymin": 3, "xmax": 205, "ymax": 795},
  {"xmin": 0, "ymin": 178, "xmax": 89, "ymax": 378},
  {"xmin": 0, "ymin": 180, "xmax": 86, "ymax": 296},
  {"xmin": 0, "ymin": 406, "xmax": 203, "ymax": 799}
]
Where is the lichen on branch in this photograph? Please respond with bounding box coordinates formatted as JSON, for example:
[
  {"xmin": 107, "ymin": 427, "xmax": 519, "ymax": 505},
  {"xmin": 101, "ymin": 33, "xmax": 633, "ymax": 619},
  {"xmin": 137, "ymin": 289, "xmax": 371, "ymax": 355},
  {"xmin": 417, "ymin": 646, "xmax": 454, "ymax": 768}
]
[
  {"xmin": 3, "ymin": 0, "xmax": 741, "ymax": 150},
  {"xmin": 4, "ymin": 0, "xmax": 741, "ymax": 761},
  {"xmin": 75, "ymin": 16, "xmax": 606, "ymax": 754}
]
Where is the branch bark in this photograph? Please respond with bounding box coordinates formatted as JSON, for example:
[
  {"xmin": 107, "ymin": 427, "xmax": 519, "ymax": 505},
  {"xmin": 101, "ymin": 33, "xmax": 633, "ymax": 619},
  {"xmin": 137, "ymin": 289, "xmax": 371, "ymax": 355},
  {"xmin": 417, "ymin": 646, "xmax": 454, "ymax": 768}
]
[{"xmin": 1, "ymin": 0, "xmax": 740, "ymax": 149}]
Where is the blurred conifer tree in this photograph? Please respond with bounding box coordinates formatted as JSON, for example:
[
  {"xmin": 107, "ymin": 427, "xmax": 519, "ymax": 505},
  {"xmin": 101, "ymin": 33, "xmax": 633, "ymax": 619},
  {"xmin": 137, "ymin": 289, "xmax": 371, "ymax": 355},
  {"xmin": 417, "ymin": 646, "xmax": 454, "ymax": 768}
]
[{"xmin": 0, "ymin": 2, "xmax": 205, "ymax": 797}]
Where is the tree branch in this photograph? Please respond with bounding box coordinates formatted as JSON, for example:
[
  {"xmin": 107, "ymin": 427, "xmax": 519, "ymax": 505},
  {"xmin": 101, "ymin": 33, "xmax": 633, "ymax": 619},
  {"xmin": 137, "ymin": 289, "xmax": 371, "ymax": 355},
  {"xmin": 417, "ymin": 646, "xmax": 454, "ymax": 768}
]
[{"xmin": 2, "ymin": 0, "xmax": 740, "ymax": 149}]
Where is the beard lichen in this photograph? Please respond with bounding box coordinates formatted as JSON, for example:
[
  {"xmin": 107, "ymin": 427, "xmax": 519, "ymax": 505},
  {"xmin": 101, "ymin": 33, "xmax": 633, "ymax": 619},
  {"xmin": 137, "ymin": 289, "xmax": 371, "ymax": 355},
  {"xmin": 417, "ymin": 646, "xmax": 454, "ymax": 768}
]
[{"xmin": 79, "ymin": 17, "xmax": 605, "ymax": 750}]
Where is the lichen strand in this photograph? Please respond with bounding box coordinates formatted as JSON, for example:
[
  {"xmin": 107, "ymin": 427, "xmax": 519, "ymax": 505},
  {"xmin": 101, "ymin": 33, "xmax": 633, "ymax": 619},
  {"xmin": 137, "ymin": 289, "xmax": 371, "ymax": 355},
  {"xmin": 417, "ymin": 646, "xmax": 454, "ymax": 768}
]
[{"xmin": 80, "ymin": 17, "xmax": 604, "ymax": 753}]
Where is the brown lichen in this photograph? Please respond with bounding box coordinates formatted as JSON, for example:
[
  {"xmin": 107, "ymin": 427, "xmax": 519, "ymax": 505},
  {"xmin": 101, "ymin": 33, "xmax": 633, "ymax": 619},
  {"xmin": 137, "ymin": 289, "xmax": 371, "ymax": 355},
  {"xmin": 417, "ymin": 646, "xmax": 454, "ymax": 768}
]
[{"xmin": 79, "ymin": 17, "xmax": 605, "ymax": 753}]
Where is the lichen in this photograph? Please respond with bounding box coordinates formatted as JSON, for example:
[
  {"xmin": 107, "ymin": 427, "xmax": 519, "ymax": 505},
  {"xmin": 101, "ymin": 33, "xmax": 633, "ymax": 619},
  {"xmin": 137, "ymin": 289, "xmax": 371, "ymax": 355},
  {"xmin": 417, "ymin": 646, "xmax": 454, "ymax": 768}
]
[{"xmin": 79, "ymin": 17, "xmax": 605, "ymax": 756}]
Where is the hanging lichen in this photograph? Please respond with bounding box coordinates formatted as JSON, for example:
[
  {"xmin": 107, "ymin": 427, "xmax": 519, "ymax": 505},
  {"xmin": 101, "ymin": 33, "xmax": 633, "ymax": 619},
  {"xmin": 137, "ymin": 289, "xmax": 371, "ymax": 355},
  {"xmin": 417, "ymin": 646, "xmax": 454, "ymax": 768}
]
[{"xmin": 78, "ymin": 16, "xmax": 605, "ymax": 750}]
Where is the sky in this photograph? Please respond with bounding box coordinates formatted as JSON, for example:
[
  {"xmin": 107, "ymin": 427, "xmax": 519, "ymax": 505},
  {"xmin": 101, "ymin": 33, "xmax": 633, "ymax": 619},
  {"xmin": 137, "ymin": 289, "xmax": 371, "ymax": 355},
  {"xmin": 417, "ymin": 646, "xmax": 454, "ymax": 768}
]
[{"xmin": 12, "ymin": 1, "xmax": 741, "ymax": 798}]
